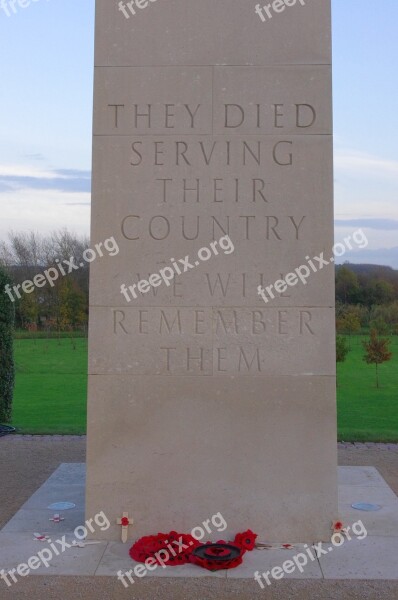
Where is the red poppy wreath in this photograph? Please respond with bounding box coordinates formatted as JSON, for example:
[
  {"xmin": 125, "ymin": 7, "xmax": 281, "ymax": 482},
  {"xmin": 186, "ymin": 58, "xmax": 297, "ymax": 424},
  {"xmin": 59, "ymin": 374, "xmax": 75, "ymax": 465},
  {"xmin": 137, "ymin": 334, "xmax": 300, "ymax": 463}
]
[{"xmin": 129, "ymin": 529, "xmax": 257, "ymax": 571}]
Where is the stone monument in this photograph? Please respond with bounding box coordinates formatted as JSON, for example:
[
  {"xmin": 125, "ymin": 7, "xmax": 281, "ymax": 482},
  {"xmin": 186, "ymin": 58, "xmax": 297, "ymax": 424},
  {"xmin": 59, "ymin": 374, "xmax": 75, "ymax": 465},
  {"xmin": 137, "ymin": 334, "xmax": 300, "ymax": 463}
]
[{"xmin": 86, "ymin": 0, "xmax": 337, "ymax": 542}]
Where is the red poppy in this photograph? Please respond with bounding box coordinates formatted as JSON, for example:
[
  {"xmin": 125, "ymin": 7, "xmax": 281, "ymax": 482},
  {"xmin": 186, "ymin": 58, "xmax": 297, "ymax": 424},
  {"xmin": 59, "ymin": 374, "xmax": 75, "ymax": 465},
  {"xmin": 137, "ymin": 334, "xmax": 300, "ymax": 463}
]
[
  {"xmin": 129, "ymin": 531, "xmax": 200, "ymax": 567},
  {"xmin": 121, "ymin": 517, "xmax": 130, "ymax": 527},
  {"xmin": 129, "ymin": 529, "xmax": 257, "ymax": 570},
  {"xmin": 234, "ymin": 529, "xmax": 258, "ymax": 551}
]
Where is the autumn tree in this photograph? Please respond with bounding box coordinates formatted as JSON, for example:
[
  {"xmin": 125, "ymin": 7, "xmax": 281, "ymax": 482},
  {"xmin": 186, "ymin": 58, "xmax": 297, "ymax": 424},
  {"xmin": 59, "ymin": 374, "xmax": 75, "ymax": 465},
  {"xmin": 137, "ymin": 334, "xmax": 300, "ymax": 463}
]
[
  {"xmin": 338, "ymin": 312, "xmax": 361, "ymax": 336},
  {"xmin": 362, "ymin": 329, "xmax": 392, "ymax": 388},
  {"xmin": 58, "ymin": 278, "xmax": 87, "ymax": 330},
  {"xmin": 0, "ymin": 229, "xmax": 89, "ymax": 330},
  {"xmin": 371, "ymin": 302, "xmax": 398, "ymax": 330},
  {"xmin": 336, "ymin": 306, "xmax": 361, "ymax": 348},
  {"xmin": 369, "ymin": 316, "xmax": 389, "ymax": 336}
]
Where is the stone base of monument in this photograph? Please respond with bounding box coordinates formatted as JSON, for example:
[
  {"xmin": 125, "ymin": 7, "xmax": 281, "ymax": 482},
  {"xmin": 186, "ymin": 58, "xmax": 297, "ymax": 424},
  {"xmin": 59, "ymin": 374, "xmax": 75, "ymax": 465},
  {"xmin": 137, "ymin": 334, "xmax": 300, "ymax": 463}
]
[{"xmin": 1, "ymin": 464, "xmax": 398, "ymax": 581}]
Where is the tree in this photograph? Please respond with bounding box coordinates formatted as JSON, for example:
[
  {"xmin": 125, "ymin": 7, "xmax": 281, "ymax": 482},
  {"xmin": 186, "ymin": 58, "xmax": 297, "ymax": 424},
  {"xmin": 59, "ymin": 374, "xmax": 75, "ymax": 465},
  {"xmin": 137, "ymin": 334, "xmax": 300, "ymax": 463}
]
[
  {"xmin": 58, "ymin": 278, "xmax": 87, "ymax": 330},
  {"xmin": 371, "ymin": 302, "xmax": 398, "ymax": 329},
  {"xmin": 0, "ymin": 267, "xmax": 15, "ymax": 423},
  {"xmin": 365, "ymin": 280, "xmax": 395, "ymax": 307},
  {"xmin": 336, "ymin": 307, "xmax": 361, "ymax": 347},
  {"xmin": 339, "ymin": 313, "xmax": 361, "ymax": 336},
  {"xmin": 375, "ymin": 280, "xmax": 395, "ymax": 305},
  {"xmin": 0, "ymin": 228, "xmax": 90, "ymax": 330},
  {"xmin": 335, "ymin": 266, "xmax": 360, "ymax": 304},
  {"xmin": 336, "ymin": 336, "xmax": 350, "ymax": 387},
  {"xmin": 336, "ymin": 336, "xmax": 350, "ymax": 363},
  {"xmin": 18, "ymin": 290, "xmax": 39, "ymax": 328},
  {"xmin": 362, "ymin": 329, "xmax": 392, "ymax": 389},
  {"xmin": 369, "ymin": 316, "xmax": 389, "ymax": 336}
]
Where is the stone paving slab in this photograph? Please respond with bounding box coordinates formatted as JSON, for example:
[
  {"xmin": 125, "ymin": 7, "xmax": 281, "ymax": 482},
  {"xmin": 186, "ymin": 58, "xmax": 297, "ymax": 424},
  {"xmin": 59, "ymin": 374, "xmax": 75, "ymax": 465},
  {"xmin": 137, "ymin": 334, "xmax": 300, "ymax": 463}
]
[
  {"xmin": 338, "ymin": 466, "xmax": 391, "ymax": 487},
  {"xmin": 96, "ymin": 542, "xmax": 227, "ymax": 579},
  {"xmin": 226, "ymin": 545, "xmax": 323, "ymax": 580},
  {"xmin": 0, "ymin": 532, "xmax": 107, "ymax": 577},
  {"xmin": 19, "ymin": 484, "xmax": 85, "ymax": 511},
  {"xmin": 0, "ymin": 464, "xmax": 398, "ymax": 581},
  {"xmin": 1, "ymin": 509, "xmax": 86, "ymax": 535},
  {"xmin": 318, "ymin": 536, "xmax": 398, "ymax": 580}
]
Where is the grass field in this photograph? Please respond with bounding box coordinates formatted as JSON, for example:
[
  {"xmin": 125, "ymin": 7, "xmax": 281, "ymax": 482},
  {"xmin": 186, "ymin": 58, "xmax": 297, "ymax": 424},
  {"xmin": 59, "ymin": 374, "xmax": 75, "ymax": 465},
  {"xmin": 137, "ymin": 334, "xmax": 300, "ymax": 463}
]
[
  {"xmin": 12, "ymin": 338, "xmax": 87, "ymax": 435},
  {"xmin": 337, "ymin": 335, "xmax": 398, "ymax": 442},
  {"xmin": 9, "ymin": 335, "xmax": 398, "ymax": 440}
]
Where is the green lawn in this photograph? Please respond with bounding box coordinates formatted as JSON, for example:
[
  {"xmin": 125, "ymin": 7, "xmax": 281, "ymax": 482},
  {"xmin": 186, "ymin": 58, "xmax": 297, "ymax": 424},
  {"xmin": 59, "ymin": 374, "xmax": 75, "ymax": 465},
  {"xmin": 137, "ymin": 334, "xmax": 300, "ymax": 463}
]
[
  {"xmin": 337, "ymin": 335, "xmax": 398, "ymax": 442},
  {"xmin": 9, "ymin": 335, "xmax": 398, "ymax": 440},
  {"xmin": 12, "ymin": 338, "xmax": 87, "ymax": 435}
]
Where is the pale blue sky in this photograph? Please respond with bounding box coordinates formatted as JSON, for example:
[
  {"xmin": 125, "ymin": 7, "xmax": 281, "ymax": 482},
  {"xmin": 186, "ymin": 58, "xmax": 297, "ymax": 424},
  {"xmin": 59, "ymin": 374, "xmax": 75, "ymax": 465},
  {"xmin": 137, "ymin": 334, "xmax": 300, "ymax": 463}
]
[
  {"xmin": 0, "ymin": 0, "xmax": 397, "ymax": 264},
  {"xmin": 332, "ymin": 0, "xmax": 398, "ymax": 265}
]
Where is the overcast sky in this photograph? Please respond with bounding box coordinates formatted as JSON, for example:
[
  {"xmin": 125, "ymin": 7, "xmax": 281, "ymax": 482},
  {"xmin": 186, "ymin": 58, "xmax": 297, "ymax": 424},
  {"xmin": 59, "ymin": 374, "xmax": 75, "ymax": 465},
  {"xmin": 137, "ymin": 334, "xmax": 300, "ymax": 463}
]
[{"xmin": 0, "ymin": 0, "xmax": 397, "ymax": 265}]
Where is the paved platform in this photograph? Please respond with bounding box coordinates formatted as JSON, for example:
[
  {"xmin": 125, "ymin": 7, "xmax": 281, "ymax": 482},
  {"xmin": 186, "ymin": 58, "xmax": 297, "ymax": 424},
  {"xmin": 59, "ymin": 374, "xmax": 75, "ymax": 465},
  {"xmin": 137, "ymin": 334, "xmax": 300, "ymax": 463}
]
[{"xmin": 0, "ymin": 464, "xmax": 398, "ymax": 582}]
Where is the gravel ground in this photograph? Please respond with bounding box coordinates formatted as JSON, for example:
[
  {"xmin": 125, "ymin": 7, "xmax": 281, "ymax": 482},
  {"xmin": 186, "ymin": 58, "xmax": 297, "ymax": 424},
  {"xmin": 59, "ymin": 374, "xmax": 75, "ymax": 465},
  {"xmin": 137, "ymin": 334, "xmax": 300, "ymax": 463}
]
[{"xmin": 1, "ymin": 435, "xmax": 398, "ymax": 600}]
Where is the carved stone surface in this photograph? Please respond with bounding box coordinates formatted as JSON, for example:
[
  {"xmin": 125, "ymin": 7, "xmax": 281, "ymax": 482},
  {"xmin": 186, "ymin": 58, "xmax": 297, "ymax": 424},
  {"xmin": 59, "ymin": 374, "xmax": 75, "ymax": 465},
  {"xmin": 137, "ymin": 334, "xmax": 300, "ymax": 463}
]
[{"xmin": 86, "ymin": 0, "xmax": 337, "ymax": 541}]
